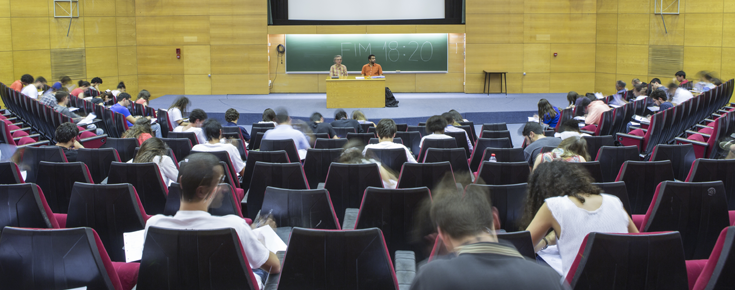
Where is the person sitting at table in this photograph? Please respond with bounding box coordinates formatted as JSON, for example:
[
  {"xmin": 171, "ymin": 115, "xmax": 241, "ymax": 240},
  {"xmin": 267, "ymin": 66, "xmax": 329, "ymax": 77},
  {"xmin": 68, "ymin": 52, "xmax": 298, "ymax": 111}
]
[
  {"xmin": 308, "ymin": 112, "xmax": 338, "ymax": 139},
  {"xmin": 352, "ymin": 110, "xmax": 375, "ymax": 126},
  {"xmin": 668, "ymin": 82, "xmax": 693, "ymax": 105},
  {"xmin": 442, "ymin": 112, "xmax": 473, "ymax": 152},
  {"xmin": 331, "ymin": 109, "xmax": 363, "ymax": 133},
  {"xmin": 53, "ymin": 91, "xmax": 82, "ymax": 122},
  {"xmin": 624, "ymin": 90, "xmax": 670, "ymax": 133},
  {"xmin": 330, "ymin": 55, "xmax": 347, "ymax": 78},
  {"xmin": 609, "ymin": 80, "xmax": 628, "ymax": 107},
  {"xmin": 537, "ymin": 99, "xmax": 560, "ymax": 129},
  {"xmin": 361, "ymin": 54, "xmax": 382, "ymax": 77},
  {"xmin": 631, "ymin": 83, "xmax": 648, "ymax": 101},
  {"xmin": 675, "ymin": 70, "xmax": 692, "ymax": 90},
  {"xmin": 419, "ymin": 115, "xmax": 455, "ymax": 149}
]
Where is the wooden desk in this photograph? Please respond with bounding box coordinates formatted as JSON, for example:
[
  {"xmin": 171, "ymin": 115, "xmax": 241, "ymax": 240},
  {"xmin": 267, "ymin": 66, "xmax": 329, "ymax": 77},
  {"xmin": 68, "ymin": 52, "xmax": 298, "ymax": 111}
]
[
  {"xmin": 483, "ymin": 71, "xmax": 507, "ymax": 95},
  {"xmin": 326, "ymin": 77, "xmax": 385, "ymax": 108}
]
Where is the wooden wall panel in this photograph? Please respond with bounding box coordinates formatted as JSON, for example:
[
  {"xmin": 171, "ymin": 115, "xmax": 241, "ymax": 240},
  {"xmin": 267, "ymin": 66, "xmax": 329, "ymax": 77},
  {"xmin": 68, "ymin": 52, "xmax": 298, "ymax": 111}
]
[
  {"xmin": 0, "ymin": 18, "xmax": 11, "ymax": 52},
  {"xmin": 684, "ymin": 13, "xmax": 723, "ymax": 47},
  {"xmin": 137, "ymin": 74, "xmax": 184, "ymax": 97},
  {"xmin": 683, "ymin": 46, "xmax": 722, "ymax": 77},
  {"xmin": 721, "ymin": 48, "xmax": 735, "ymax": 81},
  {"xmin": 11, "ymin": 18, "xmax": 50, "ymax": 51},
  {"xmin": 595, "ymin": 73, "xmax": 616, "ymax": 94},
  {"xmin": 83, "ymin": 0, "xmax": 116, "ymax": 17},
  {"xmin": 524, "ymin": 44, "xmax": 550, "ymax": 73},
  {"xmin": 366, "ymin": 25, "xmax": 416, "ymax": 34},
  {"xmin": 118, "ymin": 46, "xmax": 137, "ymax": 75},
  {"xmin": 84, "ymin": 17, "xmax": 118, "ymax": 48},
  {"xmin": 524, "ymin": 13, "xmax": 596, "ymax": 44},
  {"xmin": 317, "ymin": 74, "xmax": 328, "ymax": 93},
  {"xmin": 136, "ymin": 16, "xmax": 210, "ymax": 46},
  {"xmin": 211, "ymin": 45, "xmax": 267, "ymax": 75},
  {"xmin": 597, "ymin": 0, "xmax": 617, "ymax": 13},
  {"xmin": 10, "ymin": 0, "xmax": 48, "ymax": 17},
  {"xmin": 726, "ymin": 1, "xmax": 735, "ymax": 13},
  {"xmin": 596, "ymin": 13, "xmax": 617, "ymax": 44},
  {"xmin": 184, "ymin": 75, "xmax": 211, "ymax": 95},
  {"xmin": 465, "ymin": 72, "xmax": 521, "ymax": 94},
  {"xmin": 596, "ymin": 44, "xmax": 616, "ymax": 73},
  {"xmin": 116, "ymin": 17, "xmax": 137, "ymax": 46},
  {"xmin": 522, "ymin": 73, "xmax": 550, "ymax": 93},
  {"xmin": 0, "ymin": 0, "xmax": 10, "ymax": 17},
  {"xmin": 385, "ymin": 74, "xmax": 416, "ymax": 92},
  {"xmin": 550, "ymin": 44, "xmax": 595, "ymax": 73},
  {"xmin": 466, "ymin": 44, "xmax": 523, "ymax": 74},
  {"xmin": 267, "ymin": 26, "xmax": 317, "ymax": 34},
  {"xmin": 0, "ymin": 51, "xmax": 13, "ymax": 84},
  {"xmin": 49, "ymin": 18, "xmax": 85, "ymax": 49},
  {"xmin": 13, "ymin": 50, "xmax": 51, "ymax": 81},
  {"xmin": 86, "ymin": 47, "xmax": 119, "ymax": 80},
  {"xmin": 466, "ymin": 13, "xmax": 523, "ymax": 44},
  {"xmin": 416, "ymin": 73, "xmax": 464, "ymax": 93},
  {"xmin": 118, "ymin": 75, "xmax": 137, "ymax": 95},
  {"xmin": 269, "ymin": 74, "xmax": 319, "ymax": 94},
  {"xmin": 210, "ymin": 15, "xmax": 267, "ymax": 45},
  {"xmin": 208, "ymin": 0, "xmax": 267, "ymax": 15},
  {"xmin": 415, "ymin": 25, "xmax": 465, "ymax": 33},
  {"xmin": 685, "ymin": 0, "xmax": 723, "ymax": 13},
  {"xmin": 722, "ymin": 14, "xmax": 735, "ymax": 47},
  {"xmin": 616, "ymin": 44, "xmax": 648, "ymax": 76},
  {"xmin": 316, "ymin": 26, "xmax": 367, "ymax": 34},
  {"xmin": 466, "ymin": 0, "xmax": 523, "ymax": 14},
  {"xmin": 116, "ymin": 0, "xmax": 135, "ymax": 16},
  {"xmin": 183, "ymin": 45, "xmax": 210, "ymax": 75},
  {"xmin": 649, "ymin": 14, "xmax": 685, "ymax": 46},
  {"xmin": 137, "ymin": 46, "xmax": 184, "ymax": 75},
  {"xmin": 617, "ymin": 14, "xmax": 650, "ymax": 45},
  {"xmin": 447, "ymin": 33, "xmax": 464, "ymax": 73},
  {"xmin": 524, "ymin": 0, "xmax": 595, "ymax": 14},
  {"xmin": 617, "ymin": 0, "xmax": 649, "ymax": 14},
  {"xmin": 550, "ymin": 73, "xmax": 595, "ymax": 97}
]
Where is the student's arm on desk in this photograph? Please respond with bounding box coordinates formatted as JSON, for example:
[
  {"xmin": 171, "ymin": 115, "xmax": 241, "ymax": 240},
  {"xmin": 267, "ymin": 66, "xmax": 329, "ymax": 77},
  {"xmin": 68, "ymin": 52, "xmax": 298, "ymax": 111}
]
[{"xmin": 262, "ymin": 251, "xmax": 281, "ymax": 274}]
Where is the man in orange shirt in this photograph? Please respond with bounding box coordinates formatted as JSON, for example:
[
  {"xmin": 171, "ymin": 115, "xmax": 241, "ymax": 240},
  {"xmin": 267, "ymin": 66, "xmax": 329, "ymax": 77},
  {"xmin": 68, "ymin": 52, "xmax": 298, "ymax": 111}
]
[
  {"xmin": 9, "ymin": 74, "xmax": 33, "ymax": 92},
  {"xmin": 361, "ymin": 54, "xmax": 383, "ymax": 77}
]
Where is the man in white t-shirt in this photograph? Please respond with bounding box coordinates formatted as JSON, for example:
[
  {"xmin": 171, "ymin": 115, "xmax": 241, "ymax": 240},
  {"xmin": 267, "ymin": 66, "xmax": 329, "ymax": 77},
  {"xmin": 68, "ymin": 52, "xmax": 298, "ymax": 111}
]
[
  {"xmin": 441, "ymin": 112, "xmax": 473, "ymax": 151},
  {"xmin": 363, "ymin": 118, "xmax": 417, "ymax": 163},
  {"xmin": 21, "ymin": 76, "xmax": 46, "ymax": 99},
  {"xmin": 192, "ymin": 119, "xmax": 246, "ymax": 177},
  {"xmin": 144, "ymin": 153, "xmax": 281, "ymax": 289},
  {"xmin": 668, "ymin": 82, "xmax": 693, "ymax": 105},
  {"xmin": 419, "ymin": 115, "xmax": 455, "ymax": 148},
  {"xmin": 173, "ymin": 108, "xmax": 207, "ymax": 144}
]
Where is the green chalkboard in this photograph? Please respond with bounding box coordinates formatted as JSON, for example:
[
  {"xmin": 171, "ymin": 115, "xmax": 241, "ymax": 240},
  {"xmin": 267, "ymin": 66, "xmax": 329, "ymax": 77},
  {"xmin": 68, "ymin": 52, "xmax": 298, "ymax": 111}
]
[{"xmin": 285, "ymin": 34, "xmax": 448, "ymax": 73}]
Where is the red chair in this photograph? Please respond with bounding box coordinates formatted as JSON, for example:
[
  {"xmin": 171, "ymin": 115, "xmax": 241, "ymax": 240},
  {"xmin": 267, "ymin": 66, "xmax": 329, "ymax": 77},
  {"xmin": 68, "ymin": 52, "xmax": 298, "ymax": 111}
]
[
  {"xmin": 0, "ymin": 183, "xmax": 60, "ymax": 230},
  {"xmin": 685, "ymin": 159, "xmax": 735, "ymax": 214},
  {"xmin": 35, "ymin": 161, "xmax": 94, "ymax": 214},
  {"xmin": 688, "ymin": 226, "xmax": 735, "ymax": 290},
  {"xmin": 0, "ymin": 161, "xmax": 24, "ymax": 184},
  {"xmin": 0, "ymin": 227, "xmax": 139, "ymax": 290}
]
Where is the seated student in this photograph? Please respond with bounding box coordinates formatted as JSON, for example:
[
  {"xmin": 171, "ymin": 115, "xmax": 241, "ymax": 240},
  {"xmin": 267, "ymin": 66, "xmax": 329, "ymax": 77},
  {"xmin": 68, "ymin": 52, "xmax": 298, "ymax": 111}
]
[
  {"xmin": 631, "ymin": 83, "xmax": 648, "ymax": 101},
  {"xmin": 694, "ymin": 71, "xmax": 717, "ymax": 92},
  {"xmin": 136, "ymin": 89, "xmax": 151, "ymax": 106},
  {"xmin": 351, "ymin": 110, "xmax": 375, "ymax": 126},
  {"xmin": 363, "ymin": 118, "xmax": 417, "ymax": 163},
  {"xmin": 90, "ymin": 91, "xmax": 107, "ymax": 105},
  {"xmin": 308, "ymin": 112, "xmax": 338, "ymax": 139},
  {"xmin": 112, "ymin": 93, "xmax": 163, "ymax": 138},
  {"xmin": 10, "ymin": 74, "xmax": 33, "ymax": 92},
  {"xmin": 90, "ymin": 77, "xmax": 103, "ymax": 93},
  {"xmin": 523, "ymin": 161, "xmax": 637, "ymax": 278},
  {"xmin": 537, "ymin": 99, "xmax": 560, "ymax": 129},
  {"xmin": 448, "ymin": 109, "xmax": 467, "ymax": 125},
  {"xmin": 609, "ymin": 80, "xmax": 628, "ymax": 107},
  {"xmin": 626, "ymin": 78, "xmax": 643, "ymax": 100},
  {"xmin": 330, "ymin": 109, "xmax": 363, "ymax": 133},
  {"xmin": 419, "ymin": 115, "xmax": 454, "ymax": 148},
  {"xmin": 129, "ymin": 138, "xmax": 178, "ymax": 186},
  {"xmin": 533, "ymin": 136, "xmax": 589, "ymax": 170},
  {"xmin": 55, "ymin": 122, "xmax": 84, "ymax": 162},
  {"xmin": 341, "ymin": 140, "xmax": 398, "ymax": 189},
  {"xmin": 409, "ymin": 177, "xmax": 564, "ymax": 290},
  {"xmin": 173, "ymin": 109, "xmax": 208, "ymax": 145},
  {"xmin": 624, "ymin": 90, "xmax": 670, "ymax": 133},
  {"xmin": 40, "ymin": 82, "xmax": 62, "ymax": 107},
  {"xmin": 584, "ymin": 94, "xmax": 611, "ymax": 126},
  {"xmin": 441, "ymin": 113, "xmax": 473, "ymax": 151},
  {"xmin": 101, "ymin": 91, "xmax": 115, "ymax": 105},
  {"xmin": 224, "ymin": 108, "xmax": 251, "ymax": 142},
  {"xmin": 21, "ymin": 76, "xmax": 46, "ymax": 99},
  {"xmin": 70, "ymin": 80, "xmax": 90, "ymax": 97},
  {"xmin": 675, "ymin": 70, "xmax": 692, "ymax": 90},
  {"xmin": 668, "ymin": 82, "xmax": 693, "ymax": 105},
  {"xmin": 566, "ymin": 91, "xmax": 579, "ymax": 109},
  {"xmin": 111, "ymin": 81, "xmax": 126, "ymax": 97},
  {"xmin": 167, "ymin": 96, "xmax": 190, "ymax": 128},
  {"xmin": 122, "ymin": 117, "xmax": 154, "ymax": 145},
  {"xmin": 144, "ymin": 153, "xmax": 281, "ymax": 289},
  {"xmin": 522, "ymin": 122, "xmax": 561, "ymax": 167},
  {"xmin": 554, "ymin": 119, "xmax": 590, "ymax": 140},
  {"xmin": 53, "ymin": 91, "xmax": 82, "ymax": 122},
  {"xmin": 259, "ymin": 108, "xmax": 278, "ymax": 126},
  {"xmin": 192, "ymin": 119, "xmax": 246, "ymax": 176},
  {"xmin": 262, "ymin": 108, "xmax": 311, "ymax": 156},
  {"xmin": 574, "ymin": 97, "xmax": 591, "ymax": 117}
]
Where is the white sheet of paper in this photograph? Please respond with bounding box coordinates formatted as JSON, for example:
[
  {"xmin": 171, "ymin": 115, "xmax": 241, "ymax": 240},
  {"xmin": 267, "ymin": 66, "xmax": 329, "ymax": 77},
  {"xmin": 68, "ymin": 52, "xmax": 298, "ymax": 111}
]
[
  {"xmin": 633, "ymin": 115, "xmax": 650, "ymax": 123},
  {"xmin": 528, "ymin": 116, "xmax": 539, "ymax": 123},
  {"xmin": 252, "ymin": 226, "xmax": 288, "ymax": 253},
  {"xmin": 123, "ymin": 229, "xmax": 145, "ymax": 263},
  {"xmin": 77, "ymin": 113, "xmax": 97, "ymax": 126},
  {"xmin": 609, "ymin": 104, "xmax": 621, "ymax": 108},
  {"xmin": 370, "ymin": 76, "xmax": 385, "ymax": 79},
  {"xmin": 355, "ymin": 77, "xmax": 365, "ymax": 79},
  {"xmin": 298, "ymin": 149, "xmax": 307, "ymax": 160},
  {"xmin": 69, "ymin": 107, "xmax": 80, "ymax": 112},
  {"xmin": 537, "ymin": 245, "xmax": 563, "ymax": 275},
  {"xmin": 647, "ymin": 106, "xmax": 660, "ymax": 112},
  {"xmin": 65, "ymin": 287, "xmax": 87, "ymax": 290},
  {"xmin": 573, "ymin": 116, "xmax": 586, "ymax": 121},
  {"xmin": 20, "ymin": 170, "xmax": 27, "ymax": 181}
]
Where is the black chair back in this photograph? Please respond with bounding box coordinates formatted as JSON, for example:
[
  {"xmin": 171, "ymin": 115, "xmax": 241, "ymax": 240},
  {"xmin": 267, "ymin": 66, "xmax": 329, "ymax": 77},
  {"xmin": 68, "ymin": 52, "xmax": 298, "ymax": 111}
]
[
  {"xmin": 0, "ymin": 183, "xmax": 57, "ymax": 230},
  {"xmin": 36, "ymin": 161, "xmax": 93, "ymax": 213},
  {"xmin": 102, "ymin": 137, "xmax": 138, "ymax": 162},
  {"xmin": 303, "ymin": 148, "xmax": 342, "ymax": 189},
  {"xmin": 261, "ymin": 187, "xmax": 340, "ymax": 229},
  {"xmin": 476, "ymin": 161, "xmax": 530, "ymax": 185},
  {"xmin": 18, "ymin": 146, "xmax": 66, "ymax": 183},
  {"xmin": 247, "ymin": 162, "xmax": 308, "ymax": 219},
  {"xmin": 417, "ymin": 138, "xmax": 457, "ymax": 162},
  {"xmin": 107, "ymin": 162, "xmax": 168, "ymax": 215},
  {"xmin": 650, "ymin": 144, "xmax": 696, "ymax": 182},
  {"xmin": 77, "ymin": 148, "xmax": 121, "ymax": 183},
  {"xmin": 685, "ymin": 159, "xmax": 735, "ymax": 210},
  {"xmin": 260, "ymin": 139, "xmax": 300, "ymax": 163},
  {"xmin": 397, "ymin": 162, "xmax": 454, "ymax": 190},
  {"xmin": 160, "ymin": 137, "xmax": 193, "ymax": 162},
  {"xmin": 597, "ymin": 145, "xmax": 639, "ymax": 182},
  {"xmin": 466, "ymin": 183, "xmax": 527, "ymax": 232},
  {"xmin": 591, "ymin": 181, "xmax": 632, "ymax": 214},
  {"xmin": 324, "ymin": 163, "xmax": 384, "ymax": 223},
  {"xmin": 365, "ymin": 147, "xmax": 408, "ymax": 174},
  {"xmin": 168, "ymin": 131, "xmax": 198, "ymax": 146}
]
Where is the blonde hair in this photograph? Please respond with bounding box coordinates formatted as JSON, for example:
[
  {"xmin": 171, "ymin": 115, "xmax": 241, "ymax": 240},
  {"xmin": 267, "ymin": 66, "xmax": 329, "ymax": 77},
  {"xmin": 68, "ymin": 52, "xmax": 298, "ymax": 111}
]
[{"xmin": 352, "ymin": 110, "xmax": 367, "ymax": 121}]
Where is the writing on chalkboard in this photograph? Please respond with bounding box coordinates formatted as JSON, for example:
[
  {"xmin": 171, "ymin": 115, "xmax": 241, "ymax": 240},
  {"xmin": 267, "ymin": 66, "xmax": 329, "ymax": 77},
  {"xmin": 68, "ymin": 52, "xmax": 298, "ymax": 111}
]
[{"xmin": 339, "ymin": 41, "xmax": 434, "ymax": 63}]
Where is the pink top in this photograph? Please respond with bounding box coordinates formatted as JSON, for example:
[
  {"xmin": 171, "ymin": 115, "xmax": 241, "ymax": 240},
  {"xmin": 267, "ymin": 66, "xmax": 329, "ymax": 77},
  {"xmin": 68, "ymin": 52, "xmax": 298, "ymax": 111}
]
[
  {"xmin": 585, "ymin": 100, "xmax": 611, "ymax": 125},
  {"xmin": 541, "ymin": 150, "xmax": 584, "ymax": 163}
]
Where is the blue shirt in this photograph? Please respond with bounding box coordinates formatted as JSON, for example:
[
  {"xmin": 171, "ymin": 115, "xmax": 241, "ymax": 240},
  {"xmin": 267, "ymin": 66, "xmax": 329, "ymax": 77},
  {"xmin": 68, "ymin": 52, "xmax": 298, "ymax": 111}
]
[
  {"xmin": 225, "ymin": 122, "xmax": 250, "ymax": 141},
  {"xmin": 262, "ymin": 124, "xmax": 311, "ymax": 150},
  {"xmin": 110, "ymin": 103, "xmax": 133, "ymax": 127},
  {"xmin": 659, "ymin": 102, "xmax": 673, "ymax": 111},
  {"xmin": 542, "ymin": 106, "xmax": 561, "ymax": 128}
]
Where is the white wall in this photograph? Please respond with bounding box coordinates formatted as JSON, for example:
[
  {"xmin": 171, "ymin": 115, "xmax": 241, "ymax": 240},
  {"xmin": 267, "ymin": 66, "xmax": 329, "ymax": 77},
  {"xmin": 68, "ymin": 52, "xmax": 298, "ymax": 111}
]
[{"xmin": 288, "ymin": 0, "xmax": 445, "ymax": 21}]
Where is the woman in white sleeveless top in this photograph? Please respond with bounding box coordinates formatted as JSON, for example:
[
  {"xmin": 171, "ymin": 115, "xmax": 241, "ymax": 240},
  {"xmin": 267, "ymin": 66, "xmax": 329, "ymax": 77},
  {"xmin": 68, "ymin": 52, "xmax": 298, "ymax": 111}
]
[{"xmin": 523, "ymin": 161, "xmax": 638, "ymax": 278}]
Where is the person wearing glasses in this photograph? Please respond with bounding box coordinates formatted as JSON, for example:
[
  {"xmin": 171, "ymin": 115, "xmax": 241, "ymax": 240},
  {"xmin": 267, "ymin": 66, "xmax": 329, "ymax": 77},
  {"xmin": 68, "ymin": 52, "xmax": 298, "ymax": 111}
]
[
  {"xmin": 330, "ymin": 55, "xmax": 347, "ymax": 78},
  {"xmin": 144, "ymin": 153, "xmax": 281, "ymax": 289}
]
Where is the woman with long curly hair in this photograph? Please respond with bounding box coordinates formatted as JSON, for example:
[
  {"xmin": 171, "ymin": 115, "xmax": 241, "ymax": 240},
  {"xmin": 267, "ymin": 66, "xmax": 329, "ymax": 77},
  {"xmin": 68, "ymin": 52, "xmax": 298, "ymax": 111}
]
[
  {"xmin": 521, "ymin": 161, "xmax": 637, "ymax": 278},
  {"xmin": 130, "ymin": 138, "xmax": 178, "ymax": 186},
  {"xmin": 123, "ymin": 117, "xmax": 153, "ymax": 145}
]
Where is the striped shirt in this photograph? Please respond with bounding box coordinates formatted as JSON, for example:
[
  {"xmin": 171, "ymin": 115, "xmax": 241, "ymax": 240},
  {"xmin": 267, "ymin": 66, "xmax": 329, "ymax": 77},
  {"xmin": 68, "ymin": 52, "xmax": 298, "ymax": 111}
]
[{"xmin": 330, "ymin": 64, "xmax": 348, "ymax": 77}]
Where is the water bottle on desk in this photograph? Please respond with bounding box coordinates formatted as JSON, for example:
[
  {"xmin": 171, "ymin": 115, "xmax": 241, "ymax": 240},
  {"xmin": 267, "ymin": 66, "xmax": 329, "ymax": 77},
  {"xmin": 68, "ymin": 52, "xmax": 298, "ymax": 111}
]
[{"xmin": 489, "ymin": 153, "xmax": 497, "ymax": 162}]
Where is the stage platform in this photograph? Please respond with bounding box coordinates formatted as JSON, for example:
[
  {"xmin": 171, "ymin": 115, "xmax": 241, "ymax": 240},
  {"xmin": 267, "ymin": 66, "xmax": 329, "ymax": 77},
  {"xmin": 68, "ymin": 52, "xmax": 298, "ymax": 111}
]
[{"xmin": 149, "ymin": 92, "xmax": 568, "ymax": 148}]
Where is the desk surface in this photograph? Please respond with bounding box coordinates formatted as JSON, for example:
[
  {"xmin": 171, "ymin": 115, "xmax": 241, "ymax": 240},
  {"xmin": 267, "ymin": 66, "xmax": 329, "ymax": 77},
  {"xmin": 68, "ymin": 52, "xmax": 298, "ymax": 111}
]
[
  {"xmin": 326, "ymin": 77, "xmax": 384, "ymax": 108},
  {"xmin": 326, "ymin": 76, "xmax": 386, "ymax": 81}
]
